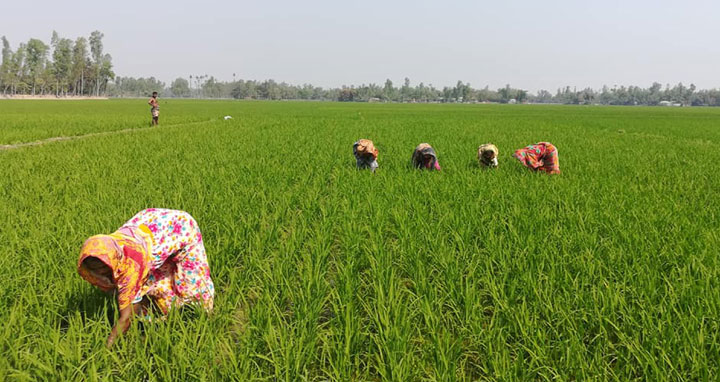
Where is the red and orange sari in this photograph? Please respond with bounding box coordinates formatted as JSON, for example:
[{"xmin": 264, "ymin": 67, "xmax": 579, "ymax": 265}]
[
  {"xmin": 77, "ymin": 226, "xmax": 154, "ymax": 311},
  {"xmin": 512, "ymin": 142, "xmax": 560, "ymax": 174}
]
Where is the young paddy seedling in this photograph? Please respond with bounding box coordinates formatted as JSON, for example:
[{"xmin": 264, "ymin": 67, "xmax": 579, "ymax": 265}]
[{"xmin": 0, "ymin": 100, "xmax": 719, "ymax": 380}]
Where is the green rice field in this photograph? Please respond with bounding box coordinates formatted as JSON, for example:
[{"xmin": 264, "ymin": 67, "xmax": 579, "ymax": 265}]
[{"xmin": 1, "ymin": 100, "xmax": 719, "ymax": 381}]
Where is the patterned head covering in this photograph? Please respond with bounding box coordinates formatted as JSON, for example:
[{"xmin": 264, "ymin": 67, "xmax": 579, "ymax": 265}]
[
  {"xmin": 412, "ymin": 143, "xmax": 441, "ymax": 170},
  {"xmin": 78, "ymin": 235, "xmax": 122, "ymax": 292},
  {"xmin": 478, "ymin": 143, "xmax": 499, "ymax": 167},
  {"xmin": 354, "ymin": 139, "xmax": 378, "ymax": 159},
  {"xmin": 77, "ymin": 226, "xmax": 154, "ymax": 310}
]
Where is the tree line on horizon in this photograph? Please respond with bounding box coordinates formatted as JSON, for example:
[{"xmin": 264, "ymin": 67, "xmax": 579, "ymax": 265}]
[
  {"xmin": 0, "ymin": 31, "xmax": 114, "ymax": 96},
  {"xmin": 2, "ymin": 32, "xmax": 719, "ymax": 106},
  {"xmin": 113, "ymin": 77, "xmax": 720, "ymax": 106}
]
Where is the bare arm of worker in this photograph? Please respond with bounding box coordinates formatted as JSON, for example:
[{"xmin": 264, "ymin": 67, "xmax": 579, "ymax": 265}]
[{"xmin": 107, "ymin": 305, "xmax": 134, "ymax": 347}]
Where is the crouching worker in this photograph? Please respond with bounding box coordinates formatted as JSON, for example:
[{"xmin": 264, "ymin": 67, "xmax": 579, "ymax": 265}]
[
  {"xmin": 513, "ymin": 142, "xmax": 560, "ymax": 174},
  {"xmin": 353, "ymin": 139, "xmax": 379, "ymax": 172},
  {"xmin": 77, "ymin": 208, "xmax": 215, "ymax": 347},
  {"xmin": 412, "ymin": 143, "xmax": 442, "ymax": 171},
  {"xmin": 478, "ymin": 143, "xmax": 499, "ymax": 168}
]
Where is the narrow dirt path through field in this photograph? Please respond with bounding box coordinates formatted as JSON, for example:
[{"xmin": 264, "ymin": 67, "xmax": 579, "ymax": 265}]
[{"xmin": 0, "ymin": 119, "xmax": 217, "ymax": 151}]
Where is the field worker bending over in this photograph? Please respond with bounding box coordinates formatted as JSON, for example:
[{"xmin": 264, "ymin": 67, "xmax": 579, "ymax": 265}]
[
  {"xmin": 148, "ymin": 91, "xmax": 159, "ymax": 126},
  {"xmin": 353, "ymin": 139, "xmax": 379, "ymax": 172},
  {"xmin": 513, "ymin": 142, "xmax": 561, "ymax": 174},
  {"xmin": 478, "ymin": 143, "xmax": 499, "ymax": 168},
  {"xmin": 412, "ymin": 143, "xmax": 442, "ymax": 171},
  {"xmin": 77, "ymin": 208, "xmax": 215, "ymax": 347}
]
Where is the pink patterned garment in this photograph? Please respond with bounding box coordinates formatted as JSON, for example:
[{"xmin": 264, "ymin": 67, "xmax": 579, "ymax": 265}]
[
  {"xmin": 512, "ymin": 142, "xmax": 560, "ymax": 174},
  {"xmin": 412, "ymin": 144, "xmax": 442, "ymax": 171},
  {"xmin": 125, "ymin": 208, "xmax": 215, "ymax": 313}
]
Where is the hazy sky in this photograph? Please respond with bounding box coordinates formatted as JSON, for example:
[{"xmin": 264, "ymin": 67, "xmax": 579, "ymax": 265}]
[{"xmin": 2, "ymin": 0, "xmax": 719, "ymax": 91}]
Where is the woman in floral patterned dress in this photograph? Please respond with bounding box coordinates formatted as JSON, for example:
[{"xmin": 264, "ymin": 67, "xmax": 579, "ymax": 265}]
[
  {"xmin": 512, "ymin": 142, "xmax": 561, "ymax": 174},
  {"xmin": 77, "ymin": 208, "xmax": 215, "ymax": 346}
]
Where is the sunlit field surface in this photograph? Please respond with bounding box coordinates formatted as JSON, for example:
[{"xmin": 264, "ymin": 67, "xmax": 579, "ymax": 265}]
[{"xmin": 1, "ymin": 100, "xmax": 719, "ymax": 381}]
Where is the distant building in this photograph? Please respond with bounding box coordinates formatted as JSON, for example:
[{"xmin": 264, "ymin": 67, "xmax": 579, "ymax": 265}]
[
  {"xmin": 659, "ymin": 101, "xmax": 672, "ymax": 106},
  {"xmin": 508, "ymin": 99, "xmax": 517, "ymax": 104}
]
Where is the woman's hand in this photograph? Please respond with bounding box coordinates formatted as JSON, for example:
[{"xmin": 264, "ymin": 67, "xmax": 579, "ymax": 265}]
[
  {"xmin": 106, "ymin": 332, "xmax": 117, "ymax": 348},
  {"xmin": 106, "ymin": 305, "xmax": 134, "ymax": 348}
]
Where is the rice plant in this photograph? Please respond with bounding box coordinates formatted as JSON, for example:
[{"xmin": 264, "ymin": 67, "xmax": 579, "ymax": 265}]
[{"xmin": 0, "ymin": 100, "xmax": 718, "ymax": 381}]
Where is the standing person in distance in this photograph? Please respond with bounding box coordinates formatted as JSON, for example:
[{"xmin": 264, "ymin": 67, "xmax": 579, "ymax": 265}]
[
  {"xmin": 412, "ymin": 143, "xmax": 442, "ymax": 171},
  {"xmin": 148, "ymin": 91, "xmax": 160, "ymax": 126},
  {"xmin": 353, "ymin": 139, "xmax": 379, "ymax": 172}
]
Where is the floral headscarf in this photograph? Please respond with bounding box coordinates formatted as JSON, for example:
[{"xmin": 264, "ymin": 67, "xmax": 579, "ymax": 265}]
[{"xmin": 78, "ymin": 225, "xmax": 154, "ymax": 310}]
